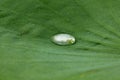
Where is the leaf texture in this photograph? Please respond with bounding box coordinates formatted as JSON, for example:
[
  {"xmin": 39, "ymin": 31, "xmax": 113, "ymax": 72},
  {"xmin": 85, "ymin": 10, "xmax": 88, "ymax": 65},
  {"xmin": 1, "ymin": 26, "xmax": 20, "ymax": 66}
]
[{"xmin": 0, "ymin": 0, "xmax": 120, "ymax": 80}]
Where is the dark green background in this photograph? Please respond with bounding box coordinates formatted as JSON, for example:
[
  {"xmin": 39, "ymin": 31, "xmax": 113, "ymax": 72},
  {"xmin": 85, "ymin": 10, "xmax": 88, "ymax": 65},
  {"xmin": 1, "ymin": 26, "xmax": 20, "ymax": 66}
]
[{"xmin": 0, "ymin": 0, "xmax": 120, "ymax": 80}]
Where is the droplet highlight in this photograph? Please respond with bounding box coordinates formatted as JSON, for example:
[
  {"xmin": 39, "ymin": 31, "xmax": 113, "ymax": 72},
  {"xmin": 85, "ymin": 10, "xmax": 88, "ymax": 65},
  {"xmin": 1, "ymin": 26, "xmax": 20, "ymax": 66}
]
[{"xmin": 51, "ymin": 33, "xmax": 76, "ymax": 46}]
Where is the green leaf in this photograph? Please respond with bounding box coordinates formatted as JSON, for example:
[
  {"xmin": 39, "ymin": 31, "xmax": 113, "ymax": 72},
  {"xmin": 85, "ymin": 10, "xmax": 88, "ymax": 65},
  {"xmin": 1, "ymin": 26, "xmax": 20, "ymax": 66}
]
[{"xmin": 0, "ymin": 0, "xmax": 120, "ymax": 80}]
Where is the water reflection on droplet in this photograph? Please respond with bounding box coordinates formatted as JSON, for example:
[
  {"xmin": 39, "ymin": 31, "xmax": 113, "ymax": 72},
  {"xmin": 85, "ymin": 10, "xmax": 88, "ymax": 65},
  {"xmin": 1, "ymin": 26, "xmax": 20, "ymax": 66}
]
[{"xmin": 51, "ymin": 33, "xmax": 76, "ymax": 46}]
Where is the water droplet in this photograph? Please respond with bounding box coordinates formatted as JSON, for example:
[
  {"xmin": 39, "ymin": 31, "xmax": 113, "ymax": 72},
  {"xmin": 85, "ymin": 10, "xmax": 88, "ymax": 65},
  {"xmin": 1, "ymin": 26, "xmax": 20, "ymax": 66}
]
[{"xmin": 51, "ymin": 33, "xmax": 76, "ymax": 46}]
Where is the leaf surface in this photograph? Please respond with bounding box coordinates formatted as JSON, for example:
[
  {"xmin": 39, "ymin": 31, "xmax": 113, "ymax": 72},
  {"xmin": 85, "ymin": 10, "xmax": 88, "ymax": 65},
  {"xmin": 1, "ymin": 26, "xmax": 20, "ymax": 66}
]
[{"xmin": 0, "ymin": 0, "xmax": 120, "ymax": 80}]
